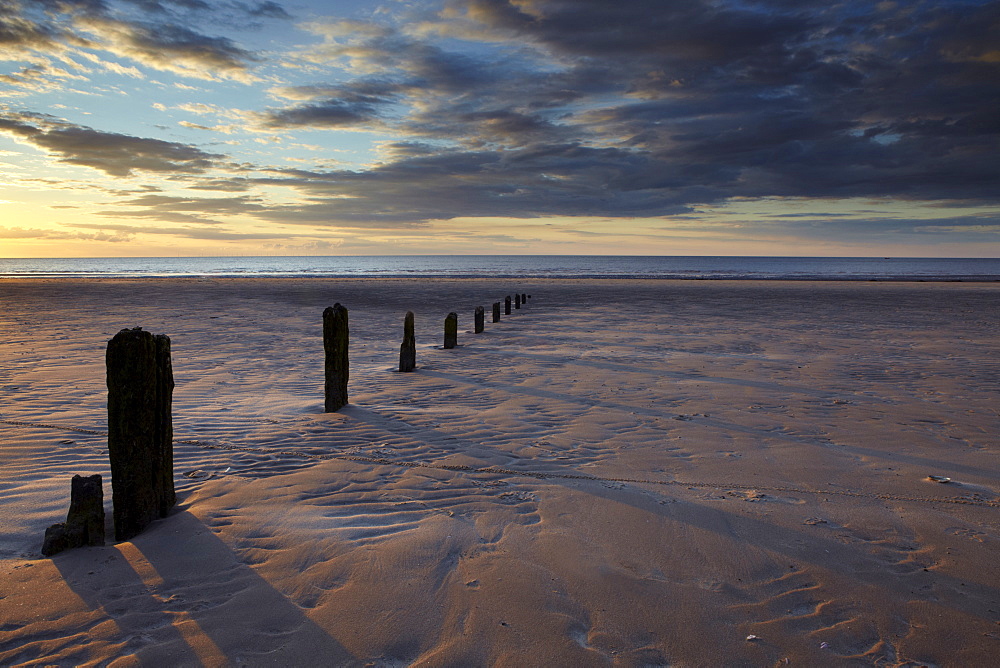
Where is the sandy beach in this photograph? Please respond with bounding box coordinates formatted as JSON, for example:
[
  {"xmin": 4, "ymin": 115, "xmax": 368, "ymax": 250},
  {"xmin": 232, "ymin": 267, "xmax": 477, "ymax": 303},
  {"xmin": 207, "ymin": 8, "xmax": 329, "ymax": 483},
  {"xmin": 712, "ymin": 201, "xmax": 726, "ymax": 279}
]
[{"xmin": 1, "ymin": 277, "xmax": 998, "ymax": 667}]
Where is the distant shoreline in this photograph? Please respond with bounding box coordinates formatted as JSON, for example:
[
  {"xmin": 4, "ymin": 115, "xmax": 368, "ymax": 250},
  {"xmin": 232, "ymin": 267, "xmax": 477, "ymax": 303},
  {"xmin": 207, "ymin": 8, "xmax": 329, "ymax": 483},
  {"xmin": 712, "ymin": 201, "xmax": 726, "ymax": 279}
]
[
  {"xmin": 3, "ymin": 275, "xmax": 999, "ymax": 283},
  {"xmin": 2, "ymin": 255, "xmax": 998, "ymax": 282}
]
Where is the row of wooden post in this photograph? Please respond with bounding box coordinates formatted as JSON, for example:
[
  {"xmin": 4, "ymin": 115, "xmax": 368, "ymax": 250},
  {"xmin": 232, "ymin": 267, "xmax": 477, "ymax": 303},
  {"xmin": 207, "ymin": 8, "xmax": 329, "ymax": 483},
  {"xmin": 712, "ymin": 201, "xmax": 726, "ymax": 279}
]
[
  {"xmin": 324, "ymin": 293, "xmax": 531, "ymax": 411},
  {"xmin": 44, "ymin": 292, "xmax": 531, "ymax": 553}
]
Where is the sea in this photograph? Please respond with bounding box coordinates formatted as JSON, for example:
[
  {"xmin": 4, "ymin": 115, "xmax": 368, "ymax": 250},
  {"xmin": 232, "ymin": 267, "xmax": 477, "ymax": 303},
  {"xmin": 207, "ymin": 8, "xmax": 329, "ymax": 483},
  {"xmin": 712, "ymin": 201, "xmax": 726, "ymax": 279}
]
[{"xmin": 1, "ymin": 256, "xmax": 998, "ymax": 281}]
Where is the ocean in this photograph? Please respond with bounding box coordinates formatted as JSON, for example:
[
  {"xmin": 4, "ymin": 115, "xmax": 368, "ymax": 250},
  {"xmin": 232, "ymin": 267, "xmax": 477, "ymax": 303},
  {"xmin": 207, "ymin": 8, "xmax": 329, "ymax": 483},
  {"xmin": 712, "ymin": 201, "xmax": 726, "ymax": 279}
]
[{"xmin": 1, "ymin": 256, "xmax": 998, "ymax": 281}]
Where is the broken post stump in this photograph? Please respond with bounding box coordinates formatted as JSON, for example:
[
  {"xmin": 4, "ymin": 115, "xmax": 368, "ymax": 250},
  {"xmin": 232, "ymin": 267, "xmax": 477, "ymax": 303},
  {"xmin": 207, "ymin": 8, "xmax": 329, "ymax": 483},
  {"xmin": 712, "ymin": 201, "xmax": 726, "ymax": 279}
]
[
  {"xmin": 444, "ymin": 312, "xmax": 458, "ymax": 349},
  {"xmin": 400, "ymin": 311, "xmax": 416, "ymax": 372},
  {"xmin": 41, "ymin": 474, "xmax": 105, "ymax": 556},
  {"xmin": 515, "ymin": 293, "xmax": 521, "ymax": 309},
  {"xmin": 107, "ymin": 327, "xmax": 175, "ymax": 542},
  {"xmin": 492, "ymin": 302, "xmax": 501, "ymax": 323},
  {"xmin": 475, "ymin": 306, "xmax": 485, "ymax": 333},
  {"xmin": 324, "ymin": 303, "xmax": 350, "ymax": 411},
  {"xmin": 505, "ymin": 296, "xmax": 512, "ymax": 315}
]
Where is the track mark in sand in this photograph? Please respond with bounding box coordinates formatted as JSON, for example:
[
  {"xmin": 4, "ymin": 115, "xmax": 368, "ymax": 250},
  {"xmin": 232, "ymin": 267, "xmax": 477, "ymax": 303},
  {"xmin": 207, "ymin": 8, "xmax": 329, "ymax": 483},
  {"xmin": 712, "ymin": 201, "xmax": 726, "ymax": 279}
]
[{"xmin": 4, "ymin": 418, "xmax": 1000, "ymax": 509}]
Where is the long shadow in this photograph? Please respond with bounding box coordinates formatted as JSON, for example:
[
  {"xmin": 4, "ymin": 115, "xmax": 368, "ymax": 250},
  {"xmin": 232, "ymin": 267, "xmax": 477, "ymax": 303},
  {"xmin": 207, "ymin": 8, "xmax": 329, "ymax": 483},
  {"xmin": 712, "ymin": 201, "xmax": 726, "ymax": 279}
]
[
  {"xmin": 496, "ymin": 349, "xmax": 850, "ymax": 400},
  {"xmin": 565, "ymin": 477, "xmax": 1000, "ymax": 621},
  {"xmin": 416, "ymin": 368, "xmax": 1000, "ymax": 482},
  {"xmin": 52, "ymin": 507, "xmax": 359, "ymax": 666},
  {"xmin": 340, "ymin": 401, "xmax": 1000, "ymax": 625}
]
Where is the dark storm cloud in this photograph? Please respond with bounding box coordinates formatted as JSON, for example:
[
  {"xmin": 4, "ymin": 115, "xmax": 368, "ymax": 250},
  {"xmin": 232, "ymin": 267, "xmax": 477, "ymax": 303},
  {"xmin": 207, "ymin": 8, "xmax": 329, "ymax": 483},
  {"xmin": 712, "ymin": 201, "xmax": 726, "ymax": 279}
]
[
  {"xmin": 249, "ymin": 143, "xmax": 697, "ymax": 227},
  {"xmin": 257, "ymin": 0, "xmax": 997, "ymax": 226},
  {"xmin": 4, "ymin": 0, "xmax": 997, "ymax": 236},
  {"xmin": 435, "ymin": 0, "xmax": 1000, "ymax": 205},
  {"xmin": 0, "ymin": 112, "xmax": 223, "ymax": 176}
]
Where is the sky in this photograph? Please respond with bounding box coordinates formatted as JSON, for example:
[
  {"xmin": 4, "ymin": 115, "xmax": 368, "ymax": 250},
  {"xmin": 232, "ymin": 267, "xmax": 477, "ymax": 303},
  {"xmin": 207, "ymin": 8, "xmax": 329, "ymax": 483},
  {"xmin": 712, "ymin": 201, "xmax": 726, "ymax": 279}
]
[{"xmin": 0, "ymin": 0, "xmax": 998, "ymax": 258}]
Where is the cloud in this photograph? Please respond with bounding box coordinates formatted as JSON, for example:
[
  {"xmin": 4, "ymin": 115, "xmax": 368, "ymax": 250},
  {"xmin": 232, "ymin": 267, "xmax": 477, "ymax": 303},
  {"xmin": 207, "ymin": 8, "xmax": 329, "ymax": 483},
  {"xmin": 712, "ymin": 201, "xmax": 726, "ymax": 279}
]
[
  {"xmin": 1, "ymin": 0, "xmax": 281, "ymax": 86},
  {"xmin": 68, "ymin": 221, "xmax": 330, "ymax": 241},
  {"xmin": 3, "ymin": 0, "xmax": 998, "ymax": 246},
  {"xmin": 0, "ymin": 111, "xmax": 224, "ymax": 176},
  {"xmin": 75, "ymin": 15, "xmax": 261, "ymax": 81},
  {"xmin": 0, "ymin": 5, "xmax": 62, "ymax": 57},
  {"xmin": 246, "ymin": 142, "xmax": 697, "ymax": 227},
  {"xmin": 260, "ymin": 78, "xmax": 405, "ymax": 130},
  {"xmin": 0, "ymin": 224, "xmax": 134, "ymax": 242}
]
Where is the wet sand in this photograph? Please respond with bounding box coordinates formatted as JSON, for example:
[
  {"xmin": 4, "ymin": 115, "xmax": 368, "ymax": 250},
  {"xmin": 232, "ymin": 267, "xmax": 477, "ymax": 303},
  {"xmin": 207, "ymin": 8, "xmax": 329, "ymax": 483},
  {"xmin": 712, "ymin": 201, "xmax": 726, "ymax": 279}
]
[{"xmin": 1, "ymin": 278, "xmax": 999, "ymax": 666}]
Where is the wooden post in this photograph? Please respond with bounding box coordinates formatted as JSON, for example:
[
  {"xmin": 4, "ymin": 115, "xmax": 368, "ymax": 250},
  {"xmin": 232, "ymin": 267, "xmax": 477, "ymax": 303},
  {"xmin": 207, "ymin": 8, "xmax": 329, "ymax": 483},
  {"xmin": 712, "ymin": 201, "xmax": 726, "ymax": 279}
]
[
  {"xmin": 41, "ymin": 474, "xmax": 105, "ymax": 556},
  {"xmin": 492, "ymin": 302, "xmax": 501, "ymax": 323},
  {"xmin": 515, "ymin": 293, "xmax": 521, "ymax": 309},
  {"xmin": 324, "ymin": 303, "xmax": 349, "ymax": 411},
  {"xmin": 106, "ymin": 327, "xmax": 175, "ymax": 541},
  {"xmin": 475, "ymin": 306, "xmax": 485, "ymax": 333},
  {"xmin": 399, "ymin": 311, "xmax": 416, "ymax": 372},
  {"xmin": 504, "ymin": 296, "xmax": 511, "ymax": 315},
  {"xmin": 444, "ymin": 312, "xmax": 458, "ymax": 349},
  {"xmin": 522, "ymin": 293, "xmax": 527, "ymax": 304}
]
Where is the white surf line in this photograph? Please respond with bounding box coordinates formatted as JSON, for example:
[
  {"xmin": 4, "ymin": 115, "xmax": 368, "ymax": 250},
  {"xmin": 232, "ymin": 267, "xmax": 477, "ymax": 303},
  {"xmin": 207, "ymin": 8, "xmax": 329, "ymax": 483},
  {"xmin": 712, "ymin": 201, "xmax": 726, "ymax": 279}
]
[{"xmin": 3, "ymin": 417, "xmax": 998, "ymax": 509}]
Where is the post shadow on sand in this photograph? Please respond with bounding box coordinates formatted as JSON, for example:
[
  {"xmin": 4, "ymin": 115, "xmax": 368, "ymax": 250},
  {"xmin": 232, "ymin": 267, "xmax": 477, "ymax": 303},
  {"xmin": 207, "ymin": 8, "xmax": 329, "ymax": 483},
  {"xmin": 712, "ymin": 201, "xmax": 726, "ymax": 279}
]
[
  {"xmin": 337, "ymin": 403, "xmax": 1000, "ymax": 628},
  {"xmin": 51, "ymin": 507, "xmax": 359, "ymax": 666},
  {"xmin": 416, "ymin": 366, "xmax": 1000, "ymax": 482}
]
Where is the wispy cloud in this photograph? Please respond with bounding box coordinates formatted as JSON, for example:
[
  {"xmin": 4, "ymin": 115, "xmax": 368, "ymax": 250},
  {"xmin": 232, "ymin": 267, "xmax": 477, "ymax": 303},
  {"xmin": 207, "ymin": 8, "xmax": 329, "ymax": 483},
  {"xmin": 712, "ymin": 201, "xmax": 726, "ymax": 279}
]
[{"xmin": 0, "ymin": 111, "xmax": 223, "ymax": 176}]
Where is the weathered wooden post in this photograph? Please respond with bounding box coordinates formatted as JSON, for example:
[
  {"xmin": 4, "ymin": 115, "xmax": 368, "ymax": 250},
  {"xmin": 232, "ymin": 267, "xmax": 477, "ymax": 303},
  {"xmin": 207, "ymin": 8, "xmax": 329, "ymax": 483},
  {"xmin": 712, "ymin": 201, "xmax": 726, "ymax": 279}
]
[
  {"xmin": 444, "ymin": 312, "xmax": 458, "ymax": 349},
  {"xmin": 475, "ymin": 306, "xmax": 485, "ymax": 333},
  {"xmin": 41, "ymin": 474, "xmax": 105, "ymax": 556},
  {"xmin": 492, "ymin": 302, "xmax": 501, "ymax": 323},
  {"xmin": 324, "ymin": 303, "xmax": 349, "ymax": 411},
  {"xmin": 400, "ymin": 311, "xmax": 416, "ymax": 372},
  {"xmin": 522, "ymin": 293, "xmax": 527, "ymax": 304},
  {"xmin": 504, "ymin": 296, "xmax": 511, "ymax": 315},
  {"xmin": 515, "ymin": 293, "xmax": 521, "ymax": 309},
  {"xmin": 106, "ymin": 327, "xmax": 175, "ymax": 541}
]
